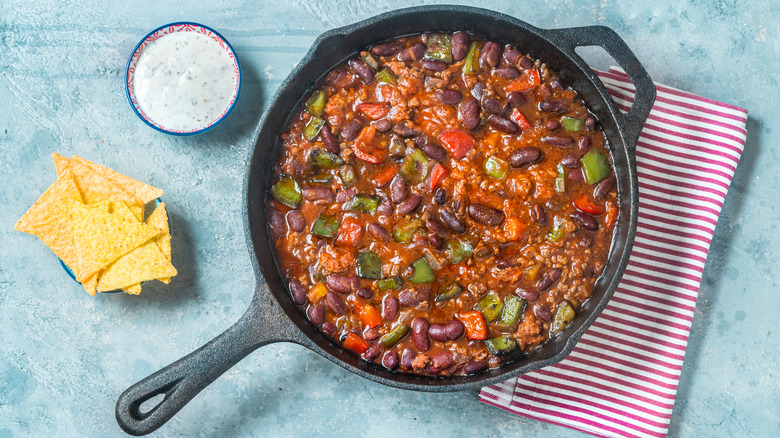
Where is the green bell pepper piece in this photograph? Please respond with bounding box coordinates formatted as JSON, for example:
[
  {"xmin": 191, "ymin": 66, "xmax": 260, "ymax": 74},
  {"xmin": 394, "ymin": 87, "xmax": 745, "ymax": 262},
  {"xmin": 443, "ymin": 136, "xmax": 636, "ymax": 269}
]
[
  {"xmin": 392, "ymin": 218, "xmax": 423, "ymax": 243},
  {"xmin": 550, "ymin": 301, "xmax": 576, "ymax": 337},
  {"xmin": 446, "ymin": 239, "xmax": 474, "ymax": 264},
  {"xmin": 483, "ymin": 156, "xmax": 508, "ymax": 180},
  {"xmin": 474, "ymin": 291, "xmax": 504, "ymax": 323},
  {"xmin": 425, "ymin": 34, "xmax": 452, "ymax": 62},
  {"xmin": 361, "ymin": 51, "xmax": 380, "ymax": 71},
  {"xmin": 307, "ymin": 173, "xmax": 333, "ymax": 185},
  {"xmin": 375, "ymin": 67, "xmax": 397, "ymax": 85},
  {"xmin": 560, "ymin": 116, "xmax": 585, "ymax": 132},
  {"xmin": 581, "ymin": 149, "xmax": 611, "ymax": 185},
  {"xmin": 484, "ymin": 335, "xmax": 518, "ymax": 356},
  {"xmin": 400, "ymin": 148, "xmax": 430, "ymax": 184},
  {"xmin": 379, "ymin": 324, "xmax": 410, "ymax": 348},
  {"xmin": 495, "ymin": 295, "xmax": 526, "ymax": 332},
  {"xmin": 309, "ymin": 149, "xmax": 344, "ymax": 169},
  {"xmin": 462, "ymin": 42, "xmax": 479, "ymax": 75},
  {"xmin": 377, "ymin": 277, "xmax": 402, "ymax": 291},
  {"xmin": 304, "ymin": 90, "xmax": 327, "ymax": 117},
  {"xmin": 339, "ymin": 165, "xmax": 357, "ymax": 187},
  {"xmin": 435, "ymin": 282, "xmax": 463, "ymax": 302},
  {"xmin": 304, "ymin": 117, "xmax": 326, "ymax": 141},
  {"xmin": 356, "ymin": 251, "xmax": 382, "ymax": 279},
  {"xmin": 270, "ymin": 175, "xmax": 302, "ymax": 209},
  {"xmin": 546, "ymin": 218, "xmax": 566, "ymax": 243},
  {"xmin": 409, "ymin": 258, "xmax": 435, "ymax": 284},
  {"xmin": 555, "ymin": 163, "xmax": 566, "ymax": 194},
  {"xmin": 310, "ymin": 213, "xmax": 339, "ymax": 238},
  {"xmin": 344, "ymin": 194, "xmax": 379, "ymax": 215}
]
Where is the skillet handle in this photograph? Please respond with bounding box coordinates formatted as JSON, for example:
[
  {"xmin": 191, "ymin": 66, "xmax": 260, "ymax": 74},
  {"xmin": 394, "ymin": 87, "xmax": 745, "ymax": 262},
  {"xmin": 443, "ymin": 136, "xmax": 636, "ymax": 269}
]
[
  {"xmin": 115, "ymin": 294, "xmax": 288, "ymax": 436},
  {"xmin": 544, "ymin": 25, "xmax": 656, "ymax": 148}
]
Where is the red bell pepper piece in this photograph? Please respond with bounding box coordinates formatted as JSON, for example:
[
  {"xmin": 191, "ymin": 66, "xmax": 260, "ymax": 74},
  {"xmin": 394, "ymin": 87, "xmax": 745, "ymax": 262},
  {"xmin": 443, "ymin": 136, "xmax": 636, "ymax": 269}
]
[
  {"xmin": 353, "ymin": 126, "xmax": 385, "ymax": 164},
  {"xmin": 356, "ymin": 103, "xmax": 390, "ymax": 120},
  {"xmin": 372, "ymin": 165, "xmax": 397, "ymax": 187},
  {"xmin": 605, "ymin": 200, "xmax": 617, "ymax": 230},
  {"xmin": 574, "ymin": 194, "xmax": 606, "ymax": 215},
  {"xmin": 343, "ymin": 332, "xmax": 369, "ymax": 354},
  {"xmin": 505, "ymin": 69, "xmax": 540, "ymax": 92},
  {"xmin": 335, "ymin": 216, "xmax": 363, "ymax": 246},
  {"xmin": 355, "ymin": 300, "xmax": 383, "ymax": 328},
  {"xmin": 437, "ymin": 129, "xmax": 476, "ymax": 159},
  {"xmin": 430, "ymin": 163, "xmax": 447, "ymax": 191},
  {"xmin": 457, "ymin": 311, "xmax": 488, "ymax": 340},
  {"xmin": 510, "ymin": 108, "xmax": 532, "ymax": 130}
]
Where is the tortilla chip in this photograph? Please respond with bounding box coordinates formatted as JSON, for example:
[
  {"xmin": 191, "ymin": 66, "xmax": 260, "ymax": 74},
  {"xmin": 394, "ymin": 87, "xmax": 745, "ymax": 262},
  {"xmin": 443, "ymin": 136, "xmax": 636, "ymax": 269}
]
[
  {"xmin": 112, "ymin": 201, "xmax": 139, "ymax": 223},
  {"xmin": 82, "ymin": 273, "xmax": 99, "ymax": 296},
  {"xmin": 14, "ymin": 170, "xmax": 83, "ymax": 271},
  {"xmin": 72, "ymin": 156, "xmax": 163, "ymax": 205},
  {"xmin": 97, "ymin": 239, "xmax": 177, "ymax": 292},
  {"xmin": 122, "ymin": 283, "xmax": 142, "ymax": 295},
  {"xmin": 67, "ymin": 199, "xmax": 160, "ymax": 282},
  {"xmin": 146, "ymin": 202, "xmax": 173, "ymax": 283}
]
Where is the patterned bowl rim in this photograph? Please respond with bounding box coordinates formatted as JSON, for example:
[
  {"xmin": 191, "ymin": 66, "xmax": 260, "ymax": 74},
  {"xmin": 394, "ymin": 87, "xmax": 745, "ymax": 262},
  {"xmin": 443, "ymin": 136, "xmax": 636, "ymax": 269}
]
[{"xmin": 125, "ymin": 22, "xmax": 242, "ymax": 136}]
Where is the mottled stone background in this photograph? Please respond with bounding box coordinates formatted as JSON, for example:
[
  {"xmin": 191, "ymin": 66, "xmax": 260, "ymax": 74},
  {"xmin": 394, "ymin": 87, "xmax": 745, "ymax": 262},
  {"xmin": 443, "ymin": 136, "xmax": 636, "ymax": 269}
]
[{"xmin": 1, "ymin": 0, "xmax": 777, "ymax": 437}]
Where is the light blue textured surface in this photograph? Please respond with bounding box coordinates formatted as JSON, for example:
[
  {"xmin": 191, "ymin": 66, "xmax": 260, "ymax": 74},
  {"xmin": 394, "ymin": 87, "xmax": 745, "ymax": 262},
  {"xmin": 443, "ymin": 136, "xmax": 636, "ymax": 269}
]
[{"xmin": 1, "ymin": 1, "xmax": 777, "ymax": 437}]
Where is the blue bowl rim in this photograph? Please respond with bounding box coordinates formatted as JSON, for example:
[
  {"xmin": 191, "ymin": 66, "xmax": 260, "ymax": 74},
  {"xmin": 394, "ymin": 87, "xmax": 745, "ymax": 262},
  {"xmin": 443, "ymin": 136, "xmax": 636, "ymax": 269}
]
[{"xmin": 124, "ymin": 21, "xmax": 242, "ymax": 136}]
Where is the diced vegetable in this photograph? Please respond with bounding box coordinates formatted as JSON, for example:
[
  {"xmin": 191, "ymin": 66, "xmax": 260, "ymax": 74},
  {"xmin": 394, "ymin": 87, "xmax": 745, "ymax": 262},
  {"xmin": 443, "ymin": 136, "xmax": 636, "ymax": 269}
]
[
  {"xmin": 340, "ymin": 165, "xmax": 357, "ymax": 187},
  {"xmin": 306, "ymin": 282, "xmax": 328, "ymax": 303},
  {"xmin": 446, "ymin": 239, "xmax": 473, "ymax": 264},
  {"xmin": 304, "ymin": 117, "xmax": 326, "ymax": 141},
  {"xmin": 353, "ymin": 143, "xmax": 385, "ymax": 164},
  {"xmin": 307, "ymin": 173, "xmax": 333, "ymax": 185},
  {"xmin": 510, "ymin": 108, "xmax": 532, "ymax": 130},
  {"xmin": 400, "ymin": 148, "xmax": 430, "ymax": 184},
  {"xmin": 549, "ymin": 301, "xmax": 576, "ymax": 337},
  {"xmin": 523, "ymin": 263, "xmax": 542, "ymax": 281},
  {"xmin": 356, "ymin": 250, "xmax": 382, "ymax": 279},
  {"xmin": 270, "ymin": 175, "xmax": 302, "ymax": 209},
  {"xmin": 379, "ymin": 324, "xmax": 410, "ymax": 348},
  {"xmin": 361, "ymin": 51, "xmax": 380, "ymax": 70},
  {"xmin": 343, "ymin": 332, "xmax": 369, "ymax": 354},
  {"xmin": 371, "ymin": 165, "xmax": 397, "ymax": 188},
  {"xmin": 409, "ymin": 258, "xmax": 435, "ymax": 284},
  {"xmin": 356, "ymin": 103, "xmax": 390, "ymax": 120},
  {"xmin": 483, "ymin": 156, "xmax": 508, "ymax": 180},
  {"xmin": 546, "ymin": 218, "xmax": 566, "ymax": 243},
  {"xmin": 462, "ymin": 42, "xmax": 479, "ymax": 75},
  {"xmin": 503, "ymin": 217, "xmax": 526, "ymax": 241},
  {"xmin": 430, "ymin": 163, "xmax": 447, "ymax": 191},
  {"xmin": 392, "ymin": 218, "xmax": 423, "ymax": 243},
  {"xmin": 495, "ymin": 295, "xmax": 525, "ymax": 332},
  {"xmin": 574, "ymin": 194, "xmax": 606, "ymax": 215},
  {"xmin": 375, "ymin": 66, "xmax": 397, "ymax": 84},
  {"xmin": 355, "ymin": 301, "xmax": 383, "ymax": 328},
  {"xmin": 344, "ymin": 194, "xmax": 379, "ymax": 215},
  {"xmin": 435, "ymin": 282, "xmax": 463, "ymax": 302},
  {"xmin": 505, "ymin": 69, "xmax": 540, "ymax": 92},
  {"xmin": 304, "ymin": 90, "xmax": 326, "ymax": 117},
  {"xmin": 581, "ymin": 149, "xmax": 611, "ymax": 185},
  {"xmin": 474, "ymin": 291, "xmax": 504, "ymax": 323},
  {"xmin": 561, "ymin": 116, "xmax": 585, "ymax": 132},
  {"xmin": 353, "ymin": 125, "xmax": 386, "ymax": 164},
  {"xmin": 484, "ymin": 335, "xmax": 518, "ymax": 355},
  {"xmin": 311, "ymin": 213, "xmax": 339, "ymax": 238},
  {"xmin": 457, "ymin": 311, "xmax": 487, "ymax": 340},
  {"xmin": 605, "ymin": 200, "xmax": 618, "ymax": 230},
  {"xmin": 309, "ymin": 149, "xmax": 344, "ymax": 168},
  {"xmin": 377, "ymin": 277, "xmax": 402, "ymax": 291},
  {"xmin": 555, "ymin": 163, "xmax": 566, "ymax": 194},
  {"xmin": 438, "ymin": 129, "xmax": 476, "ymax": 159},
  {"xmin": 335, "ymin": 216, "xmax": 363, "ymax": 246},
  {"xmin": 425, "ymin": 34, "xmax": 452, "ymax": 62}
]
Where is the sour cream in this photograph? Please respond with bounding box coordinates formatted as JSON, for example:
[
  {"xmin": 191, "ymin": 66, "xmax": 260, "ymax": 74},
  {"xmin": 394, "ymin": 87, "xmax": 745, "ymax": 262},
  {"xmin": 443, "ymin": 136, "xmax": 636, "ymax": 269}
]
[{"xmin": 133, "ymin": 31, "xmax": 237, "ymax": 132}]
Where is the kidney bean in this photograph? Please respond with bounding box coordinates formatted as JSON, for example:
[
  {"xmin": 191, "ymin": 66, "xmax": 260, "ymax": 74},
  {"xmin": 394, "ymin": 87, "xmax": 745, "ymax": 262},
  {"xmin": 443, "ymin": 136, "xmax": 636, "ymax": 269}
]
[
  {"xmin": 399, "ymin": 287, "xmax": 430, "ymax": 307},
  {"xmin": 479, "ymin": 42, "xmax": 501, "ymax": 68},
  {"xmin": 579, "ymin": 235, "xmax": 593, "ymax": 248},
  {"xmin": 368, "ymin": 222, "xmax": 392, "ymax": 242},
  {"xmin": 475, "ymin": 247, "xmax": 492, "ymax": 259},
  {"xmin": 534, "ymin": 304, "xmax": 552, "ymax": 322},
  {"xmin": 326, "ymin": 275, "xmax": 359, "ymax": 294},
  {"xmin": 377, "ymin": 201, "xmax": 393, "ymax": 216},
  {"xmin": 371, "ymin": 41, "xmax": 403, "ymax": 56},
  {"xmin": 496, "ymin": 258, "xmax": 516, "ymax": 270},
  {"xmin": 428, "ymin": 234, "xmax": 444, "ymax": 250},
  {"xmin": 561, "ymin": 153, "xmax": 580, "ymax": 168},
  {"xmin": 396, "ymin": 193, "xmax": 422, "ymax": 215},
  {"xmin": 537, "ymin": 84, "xmax": 553, "ymax": 100},
  {"xmin": 398, "ymin": 42, "xmax": 426, "ymax": 62},
  {"xmin": 440, "ymin": 209, "xmax": 465, "ymax": 233},
  {"xmin": 364, "ymin": 327, "xmax": 381, "ymax": 341},
  {"xmin": 348, "ymin": 58, "xmax": 374, "ymax": 84},
  {"xmin": 568, "ymin": 168, "xmax": 585, "ymax": 183},
  {"xmin": 471, "ymin": 82, "xmax": 485, "ymax": 100},
  {"xmin": 518, "ymin": 56, "xmax": 534, "ymax": 69},
  {"xmin": 373, "ymin": 119, "xmax": 392, "ymax": 133},
  {"xmin": 445, "ymin": 320, "xmax": 465, "ymax": 340},
  {"xmin": 529, "ymin": 204, "xmax": 547, "ymax": 225},
  {"xmin": 303, "ymin": 186, "xmax": 335, "ymax": 203},
  {"xmin": 421, "ymin": 59, "xmax": 447, "ymax": 71},
  {"xmin": 389, "ymin": 175, "xmax": 407, "ymax": 204},
  {"xmin": 481, "ymin": 96, "xmax": 503, "ymax": 115},
  {"xmin": 536, "ymin": 268, "xmax": 562, "ymax": 291},
  {"xmin": 577, "ymin": 135, "xmax": 591, "ymax": 153},
  {"xmin": 509, "ymin": 147, "xmax": 543, "ymax": 168},
  {"xmin": 427, "ymin": 351, "xmax": 454, "ymax": 373},
  {"xmin": 288, "ymin": 279, "xmax": 307, "ymax": 306},
  {"xmin": 427, "ymin": 324, "xmax": 449, "ymax": 342},
  {"xmin": 506, "ymin": 91, "xmax": 527, "ymax": 107},
  {"xmin": 269, "ymin": 208, "xmax": 286, "ymax": 236},
  {"xmin": 539, "ymin": 99, "xmax": 571, "ymax": 114},
  {"xmin": 464, "ymin": 360, "xmax": 488, "ymax": 375},
  {"xmin": 452, "ymin": 31, "xmax": 470, "ymax": 61},
  {"xmin": 593, "ymin": 177, "xmax": 615, "ymax": 200},
  {"xmin": 363, "ymin": 344, "xmax": 381, "ymax": 361},
  {"xmin": 426, "ymin": 218, "xmax": 447, "ymax": 236},
  {"xmin": 393, "ymin": 124, "xmax": 420, "ymax": 138},
  {"xmin": 325, "ymin": 291, "xmax": 344, "ymax": 315},
  {"xmin": 503, "ymin": 47, "xmax": 521, "ymax": 64},
  {"xmin": 585, "ymin": 115, "xmax": 598, "ymax": 131},
  {"xmin": 286, "ymin": 210, "xmax": 305, "ymax": 233},
  {"xmin": 487, "ymin": 115, "xmax": 518, "ymax": 134},
  {"xmin": 570, "ymin": 210, "xmax": 598, "ymax": 231},
  {"xmin": 321, "ymin": 123, "xmax": 340, "ymax": 153},
  {"xmin": 341, "ymin": 119, "xmax": 363, "ymax": 141},
  {"xmin": 460, "ymin": 96, "xmax": 481, "ymax": 130},
  {"xmin": 515, "ymin": 286, "xmax": 539, "ymax": 302},
  {"xmin": 382, "ymin": 350, "xmax": 399, "ymax": 370},
  {"xmin": 411, "ymin": 318, "xmax": 430, "ymax": 351},
  {"xmin": 541, "ymin": 135, "xmax": 574, "ymax": 148},
  {"xmin": 493, "ymin": 66, "xmax": 521, "ymax": 79},
  {"xmin": 550, "ymin": 77, "xmax": 564, "ymax": 91},
  {"xmin": 321, "ymin": 321, "xmax": 337, "ymax": 335},
  {"xmin": 543, "ymin": 120, "xmax": 560, "ymax": 131},
  {"xmin": 382, "ymin": 296, "xmax": 399, "ymax": 321},
  {"xmin": 336, "ymin": 187, "xmax": 357, "ymax": 203},
  {"xmin": 420, "ymin": 139, "xmax": 448, "ymax": 161},
  {"xmin": 468, "ymin": 203, "xmax": 505, "ymax": 226},
  {"xmin": 434, "ymin": 188, "xmax": 447, "ymax": 205},
  {"xmin": 307, "ymin": 303, "xmax": 325, "ymax": 326},
  {"xmin": 357, "ymin": 287, "xmax": 375, "ymax": 300},
  {"xmin": 437, "ymin": 89, "xmax": 463, "ymax": 105},
  {"xmin": 401, "ymin": 348, "xmax": 415, "ymax": 368}
]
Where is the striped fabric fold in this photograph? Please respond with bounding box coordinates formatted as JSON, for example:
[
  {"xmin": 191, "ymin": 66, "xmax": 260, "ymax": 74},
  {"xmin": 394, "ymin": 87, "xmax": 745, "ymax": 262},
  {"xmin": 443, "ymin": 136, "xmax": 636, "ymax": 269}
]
[{"xmin": 478, "ymin": 67, "xmax": 748, "ymax": 438}]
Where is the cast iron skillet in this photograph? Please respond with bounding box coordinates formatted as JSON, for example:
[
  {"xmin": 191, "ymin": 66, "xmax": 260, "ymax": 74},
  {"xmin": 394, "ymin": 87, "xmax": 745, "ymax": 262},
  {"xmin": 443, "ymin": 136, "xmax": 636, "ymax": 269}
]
[{"xmin": 116, "ymin": 5, "xmax": 655, "ymax": 435}]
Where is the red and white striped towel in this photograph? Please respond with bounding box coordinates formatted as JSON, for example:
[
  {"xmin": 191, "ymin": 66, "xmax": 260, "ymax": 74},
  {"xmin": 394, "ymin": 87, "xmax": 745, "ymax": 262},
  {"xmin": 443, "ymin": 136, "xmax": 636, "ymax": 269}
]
[{"xmin": 478, "ymin": 67, "xmax": 748, "ymax": 438}]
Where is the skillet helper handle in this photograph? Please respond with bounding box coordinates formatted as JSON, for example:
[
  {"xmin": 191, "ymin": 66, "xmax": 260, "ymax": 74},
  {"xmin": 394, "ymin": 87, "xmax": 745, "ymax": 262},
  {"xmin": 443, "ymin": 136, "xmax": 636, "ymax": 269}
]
[
  {"xmin": 545, "ymin": 25, "xmax": 656, "ymax": 148},
  {"xmin": 115, "ymin": 299, "xmax": 270, "ymax": 436}
]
